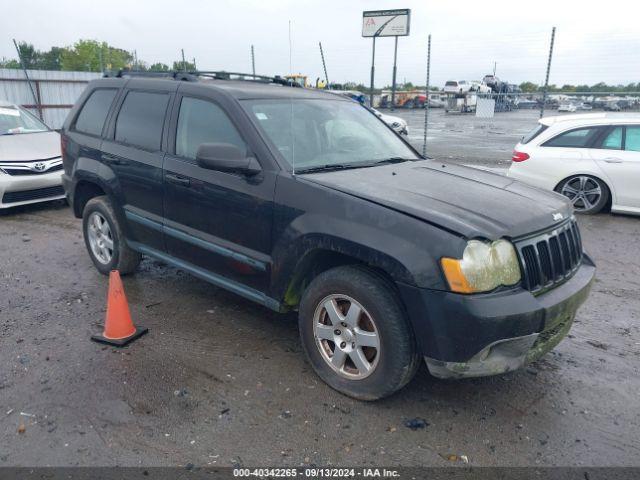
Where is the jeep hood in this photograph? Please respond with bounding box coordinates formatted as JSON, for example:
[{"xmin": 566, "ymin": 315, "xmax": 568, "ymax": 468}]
[{"xmin": 299, "ymin": 160, "xmax": 573, "ymax": 239}]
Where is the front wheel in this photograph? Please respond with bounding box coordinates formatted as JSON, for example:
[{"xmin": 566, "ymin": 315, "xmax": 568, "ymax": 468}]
[
  {"xmin": 82, "ymin": 196, "xmax": 141, "ymax": 275},
  {"xmin": 556, "ymin": 175, "xmax": 609, "ymax": 214},
  {"xmin": 299, "ymin": 266, "xmax": 420, "ymax": 400}
]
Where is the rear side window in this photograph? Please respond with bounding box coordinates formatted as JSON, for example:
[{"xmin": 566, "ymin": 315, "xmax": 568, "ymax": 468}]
[
  {"xmin": 175, "ymin": 97, "xmax": 246, "ymax": 160},
  {"xmin": 115, "ymin": 91, "xmax": 169, "ymax": 151},
  {"xmin": 625, "ymin": 126, "xmax": 640, "ymax": 152},
  {"xmin": 74, "ymin": 89, "xmax": 117, "ymax": 136},
  {"xmin": 601, "ymin": 127, "xmax": 623, "ymax": 150},
  {"xmin": 521, "ymin": 123, "xmax": 548, "ymax": 144},
  {"xmin": 543, "ymin": 127, "xmax": 601, "ymax": 148}
]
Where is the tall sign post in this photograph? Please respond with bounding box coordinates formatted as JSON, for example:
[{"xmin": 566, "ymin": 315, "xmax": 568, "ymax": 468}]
[{"xmin": 362, "ymin": 9, "xmax": 411, "ymax": 109}]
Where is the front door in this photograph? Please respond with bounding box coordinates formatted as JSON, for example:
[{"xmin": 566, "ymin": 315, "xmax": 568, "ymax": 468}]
[
  {"xmin": 591, "ymin": 125, "xmax": 640, "ymax": 210},
  {"xmin": 162, "ymin": 91, "xmax": 277, "ymax": 295}
]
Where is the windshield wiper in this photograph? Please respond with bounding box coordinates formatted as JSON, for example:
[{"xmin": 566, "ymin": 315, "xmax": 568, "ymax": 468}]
[
  {"xmin": 373, "ymin": 157, "xmax": 415, "ymax": 165},
  {"xmin": 296, "ymin": 163, "xmax": 364, "ymax": 174}
]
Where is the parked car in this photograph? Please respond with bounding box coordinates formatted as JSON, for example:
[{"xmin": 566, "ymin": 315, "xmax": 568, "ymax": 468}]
[
  {"xmin": 444, "ymin": 80, "xmax": 471, "ymax": 94},
  {"xmin": 0, "ymin": 101, "xmax": 64, "ymax": 209},
  {"xmin": 482, "ymin": 74, "xmax": 500, "ymax": 88},
  {"xmin": 62, "ymin": 72, "xmax": 595, "ymax": 400},
  {"xmin": 427, "ymin": 93, "xmax": 446, "ymax": 108},
  {"xmin": 509, "ymin": 113, "xmax": 640, "ymax": 215},
  {"xmin": 604, "ymin": 101, "xmax": 621, "ymax": 112},
  {"xmin": 368, "ymin": 107, "xmax": 408, "ymax": 135},
  {"xmin": 558, "ymin": 103, "xmax": 578, "ymax": 112},
  {"xmin": 469, "ymin": 81, "xmax": 492, "ymax": 94}
]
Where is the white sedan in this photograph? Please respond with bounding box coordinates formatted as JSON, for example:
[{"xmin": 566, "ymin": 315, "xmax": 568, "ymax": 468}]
[{"xmin": 508, "ymin": 113, "xmax": 640, "ymax": 215}]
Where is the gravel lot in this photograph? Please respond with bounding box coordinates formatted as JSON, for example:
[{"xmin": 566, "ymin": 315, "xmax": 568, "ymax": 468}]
[{"xmin": 1, "ymin": 110, "xmax": 639, "ymax": 467}]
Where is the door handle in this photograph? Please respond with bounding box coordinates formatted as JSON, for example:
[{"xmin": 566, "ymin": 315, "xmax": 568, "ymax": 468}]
[
  {"xmin": 604, "ymin": 157, "xmax": 623, "ymax": 163},
  {"xmin": 101, "ymin": 154, "xmax": 128, "ymax": 165},
  {"xmin": 165, "ymin": 173, "xmax": 191, "ymax": 186}
]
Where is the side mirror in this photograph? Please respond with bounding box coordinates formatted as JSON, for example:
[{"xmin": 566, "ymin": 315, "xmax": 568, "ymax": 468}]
[{"xmin": 196, "ymin": 143, "xmax": 262, "ymax": 176}]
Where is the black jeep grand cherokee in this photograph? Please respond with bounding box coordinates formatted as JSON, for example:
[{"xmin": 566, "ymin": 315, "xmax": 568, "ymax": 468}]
[{"xmin": 61, "ymin": 72, "xmax": 595, "ymax": 400}]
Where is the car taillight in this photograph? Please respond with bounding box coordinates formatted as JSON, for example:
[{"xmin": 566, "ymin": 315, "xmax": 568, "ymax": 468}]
[{"xmin": 512, "ymin": 150, "xmax": 530, "ymax": 162}]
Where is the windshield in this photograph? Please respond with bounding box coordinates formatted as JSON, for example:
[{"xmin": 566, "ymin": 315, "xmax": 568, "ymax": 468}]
[
  {"xmin": 0, "ymin": 105, "xmax": 49, "ymax": 135},
  {"xmin": 243, "ymin": 99, "xmax": 419, "ymax": 172}
]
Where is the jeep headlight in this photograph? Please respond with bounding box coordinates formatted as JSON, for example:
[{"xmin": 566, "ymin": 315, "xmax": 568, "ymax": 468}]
[{"xmin": 441, "ymin": 239, "xmax": 521, "ymax": 293}]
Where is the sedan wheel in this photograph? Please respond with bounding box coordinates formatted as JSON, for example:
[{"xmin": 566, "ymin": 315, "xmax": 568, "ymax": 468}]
[{"xmin": 558, "ymin": 175, "xmax": 609, "ymax": 214}]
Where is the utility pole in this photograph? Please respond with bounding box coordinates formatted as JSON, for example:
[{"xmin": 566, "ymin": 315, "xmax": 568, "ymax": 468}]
[
  {"xmin": 391, "ymin": 36, "xmax": 399, "ymax": 110},
  {"xmin": 493, "ymin": 61, "xmax": 496, "ymax": 76},
  {"xmin": 181, "ymin": 49, "xmax": 187, "ymax": 72},
  {"xmin": 422, "ymin": 35, "xmax": 431, "ymax": 158},
  {"xmin": 369, "ymin": 36, "xmax": 376, "ymax": 107},
  {"xmin": 251, "ymin": 45, "xmax": 256, "ymax": 76},
  {"xmin": 540, "ymin": 26, "xmax": 556, "ymax": 118},
  {"xmin": 192, "ymin": 58, "xmax": 197, "ymax": 71},
  {"xmin": 319, "ymin": 42, "xmax": 329, "ymax": 88},
  {"xmin": 12, "ymin": 39, "xmax": 41, "ymax": 120}
]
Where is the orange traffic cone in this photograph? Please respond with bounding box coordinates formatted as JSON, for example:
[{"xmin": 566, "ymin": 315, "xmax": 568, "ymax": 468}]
[{"xmin": 91, "ymin": 270, "xmax": 148, "ymax": 347}]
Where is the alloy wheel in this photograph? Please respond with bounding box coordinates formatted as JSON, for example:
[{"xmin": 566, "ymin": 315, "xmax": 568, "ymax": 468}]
[
  {"xmin": 87, "ymin": 211, "xmax": 114, "ymax": 264},
  {"xmin": 560, "ymin": 176, "xmax": 602, "ymax": 212},
  {"xmin": 313, "ymin": 294, "xmax": 380, "ymax": 380}
]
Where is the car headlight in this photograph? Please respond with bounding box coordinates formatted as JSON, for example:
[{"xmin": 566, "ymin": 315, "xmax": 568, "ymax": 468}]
[{"xmin": 441, "ymin": 239, "xmax": 521, "ymax": 293}]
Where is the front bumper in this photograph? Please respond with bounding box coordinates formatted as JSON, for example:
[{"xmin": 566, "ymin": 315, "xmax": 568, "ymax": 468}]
[
  {"xmin": 0, "ymin": 170, "xmax": 65, "ymax": 209},
  {"xmin": 398, "ymin": 255, "xmax": 595, "ymax": 379}
]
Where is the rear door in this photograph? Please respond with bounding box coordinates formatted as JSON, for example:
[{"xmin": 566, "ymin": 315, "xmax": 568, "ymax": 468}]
[
  {"xmin": 101, "ymin": 80, "xmax": 177, "ymax": 250},
  {"xmin": 591, "ymin": 125, "xmax": 640, "ymax": 209},
  {"xmin": 162, "ymin": 85, "xmax": 278, "ymax": 295}
]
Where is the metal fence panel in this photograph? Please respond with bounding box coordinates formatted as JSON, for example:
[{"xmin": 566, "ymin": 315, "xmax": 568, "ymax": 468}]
[{"xmin": 0, "ymin": 68, "xmax": 100, "ymax": 129}]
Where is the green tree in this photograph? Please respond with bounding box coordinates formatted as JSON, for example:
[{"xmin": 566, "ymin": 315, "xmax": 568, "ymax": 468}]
[
  {"xmin": 60, "ymin": 40, "xmax": 133, "ymax": 72},
  {"xmin": 149, "ymin": 62, "xmax": 170, "ymax": 72},
  {"xmin": 519, "ymin": 81, "xmax": 538, "ymax": 93},
  {"xmin": 0, "ymin": 57, "xmax": 21, "ymax": 69},
  {"xmin": 172, "ymin": 60, "xmax": 196, "ymax": 71},
  {"xmin": 16, "ymin": 42, "xmax": 39, "ymax": 68},
  {"xmin": 39, "ymin": 47, "xmax": 64, "ymax": 70}
]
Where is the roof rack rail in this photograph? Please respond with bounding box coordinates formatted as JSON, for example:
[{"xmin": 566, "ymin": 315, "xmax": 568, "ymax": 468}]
[{"xmin": 102, "ymin": 69, "xmax": 301, "ymax": 87}]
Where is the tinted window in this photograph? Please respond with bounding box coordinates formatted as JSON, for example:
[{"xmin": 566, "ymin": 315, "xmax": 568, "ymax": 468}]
[
  {"xmin": 75, "ymin": 89, "xmax": 117, "ymax": 136},
  {"xmin": 625, "ymin": 126, "xmax": 640, "ymax": 152},
  {"xmin": 522, "ymin": 123, "xmax": 548, "ymax": 144},
  {"xmin": 601, "ymin": 127, "xmax": 623, "ymax": 150},
  {"xmin": 115, "ymin": 91, "xmax": 169, "ymax": 151},
  {"xmin": 543, "ymin": 127, "xmax": 601, "ymax": 148},
  {"xmin": 176, "ymin": 97, "xmax": 245, "ymax": 160}
]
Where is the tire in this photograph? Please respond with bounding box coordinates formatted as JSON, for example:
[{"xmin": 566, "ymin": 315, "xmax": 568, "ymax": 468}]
[
  {"xmin": 555, "ymin": 175, "xmax": 609, "ymax": 215},
  {"xmin": 298, "ymin": 265, "xmax": 420, "ymax": 400},
  {"xmin": 82, "ymin": 196, "xmax": 141, "ymax": 275}
]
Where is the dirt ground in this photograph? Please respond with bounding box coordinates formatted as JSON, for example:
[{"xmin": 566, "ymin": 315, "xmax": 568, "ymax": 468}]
[{"xmin": 1, "ymin": 197, "xmax": 639, "ymax": 467}]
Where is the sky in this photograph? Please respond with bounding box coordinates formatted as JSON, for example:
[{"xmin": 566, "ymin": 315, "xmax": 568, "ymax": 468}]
[{"xmin": 1, "ymin": 0, "xmax": 639, "ymax": 88}]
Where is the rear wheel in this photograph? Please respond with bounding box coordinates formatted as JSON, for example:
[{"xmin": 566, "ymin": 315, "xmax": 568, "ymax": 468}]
[
  {"xmin": 556, "ymin": 175, "xmax": 609, "ymax": 214},
  {"xmin": 299, "ymin": 266, "xmax": 420, "ymax": 400},
  {"xmin": 82, "ymin": 196, "xmax": 141, "ymax": 275}
]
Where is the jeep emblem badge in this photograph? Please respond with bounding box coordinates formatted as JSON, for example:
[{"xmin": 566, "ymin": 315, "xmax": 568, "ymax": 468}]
[{"xmin": 552, "ymin": 212, "xmax": 564, "ymax": 221}]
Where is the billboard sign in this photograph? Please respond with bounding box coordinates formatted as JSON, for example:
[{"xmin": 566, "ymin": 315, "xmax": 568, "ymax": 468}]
[{"xmin": 362, "ymin": 9, "xmax": 411, "ymax": 37}]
